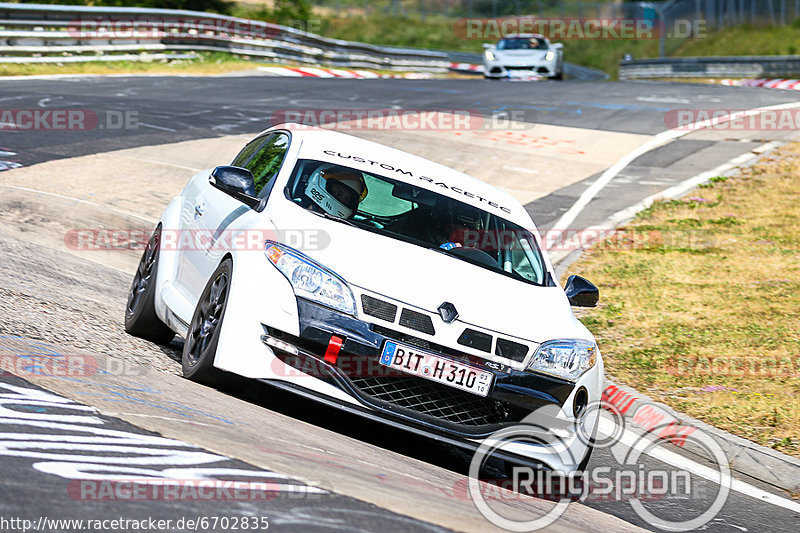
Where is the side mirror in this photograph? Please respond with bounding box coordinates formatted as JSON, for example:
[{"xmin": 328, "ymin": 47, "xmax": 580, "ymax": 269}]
[
  {"xmin": 482, "ymin": 43, "xmax": 491, "ymax": 49},
  {"xmin": 209, "ymin": 166, "xmax": 265, "ymax": 211},
  {"xmin": 552, "ymin": 43, "xmax": 563, "ymax": 50},
  {"xmin": 564, "ymin": 275, "xmax": 599, "ymax": 307}
]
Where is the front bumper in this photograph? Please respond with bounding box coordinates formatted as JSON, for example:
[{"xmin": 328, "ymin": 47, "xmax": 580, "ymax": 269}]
[
  {"xmin": 484, "ymin": 62, "xmax": 558, "ymax": 78},
  {"xmin": 262, "ymin": 299, "xmax": 589, "ymax": 440}
]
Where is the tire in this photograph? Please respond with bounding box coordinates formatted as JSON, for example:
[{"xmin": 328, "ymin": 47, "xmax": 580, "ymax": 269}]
[
  {"xmin": 181, "ymin": 258, "xmax": 232, "ymax": 384},
  {"xmin": 553, "ymin": 70, "xmax": 564, "ymax": 81},
  {"xmin": 125, "ymin": 226, "xmax": 175, "ymax": 344}
]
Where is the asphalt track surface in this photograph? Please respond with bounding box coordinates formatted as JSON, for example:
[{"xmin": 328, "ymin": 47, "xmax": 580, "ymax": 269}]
[{"xmin": 1, "ymin": 75, "xmax": 799, "ymax": 532}]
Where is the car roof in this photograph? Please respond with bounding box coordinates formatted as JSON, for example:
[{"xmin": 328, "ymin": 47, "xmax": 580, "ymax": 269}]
[
  {"xmin": 267, "ymin": 123, "xmax": 533, "ymax": 228},
  {"xmin": 501, "ymin": 33, "xmax": 547, "ymax": 40}
]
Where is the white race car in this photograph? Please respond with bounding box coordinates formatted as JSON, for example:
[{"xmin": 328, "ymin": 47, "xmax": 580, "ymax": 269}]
[
  {"xmin": 483, "ymin": 33, "xmax": 564, "ymax": 80},
  {"xmin": 125, "ymin": 124, "xmax": 602, "ymax": 474}
]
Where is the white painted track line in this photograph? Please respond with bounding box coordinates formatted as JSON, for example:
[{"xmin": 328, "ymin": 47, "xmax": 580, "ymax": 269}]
[
  {"xmin": 549, "ymin": 100, "xmax": 800, "ymax": 241},
  {"xmin": 598, "ymin": 417, "xmax": 800, "ymax": 514},
  {"xmin": 0, "ymin": 184, "xmax": 157, "ymax": 223}
]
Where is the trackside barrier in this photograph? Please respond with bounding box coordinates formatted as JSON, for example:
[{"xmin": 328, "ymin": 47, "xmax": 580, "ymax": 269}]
[
  {"xmin": 0, "ymin": 3, "xmax": 609, "ymax": 79},
  {"xmin": 619, "ymin": 55, "xmax": 800, "ymax": 79},
  {"xmin": 0, "ymin": 2, "xmax": 449, "ymax": 71}
]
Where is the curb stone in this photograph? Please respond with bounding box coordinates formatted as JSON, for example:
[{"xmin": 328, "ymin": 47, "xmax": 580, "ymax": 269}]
[
  {"xmin": 550, "ymin": 139, "xmax": 800, "ymax": 494},
  {"xmin": 602, "ymin": 380, "xmax": 800, "ymax": 494}
]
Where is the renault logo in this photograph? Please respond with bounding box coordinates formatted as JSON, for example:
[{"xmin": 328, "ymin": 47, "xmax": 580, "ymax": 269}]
[{"xmin": 437, "ymin": 302, "xmax": 459, "ymax": 323}]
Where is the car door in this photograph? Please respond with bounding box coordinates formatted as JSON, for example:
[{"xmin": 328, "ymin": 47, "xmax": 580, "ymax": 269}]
[{"xmin": 180, "ymin": 132, "xmax": 291, "ymax": 300}]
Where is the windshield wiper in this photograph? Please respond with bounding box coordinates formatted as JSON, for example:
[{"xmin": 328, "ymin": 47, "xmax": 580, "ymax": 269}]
[{"xmin": 313, "ymin": 211, "xmax": 358, "ymax": 228}]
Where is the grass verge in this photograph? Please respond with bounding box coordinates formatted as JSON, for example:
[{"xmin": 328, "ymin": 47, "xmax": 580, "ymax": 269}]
[
  {"xmin": 0, "ymin": 52, "xmax": 436, "ymax": 78},
  {"xmin": 0, "ymin": 53, "xmax": 260, "ymax": 77},
  {"xmin": 566, "ymin": 143, "xmax": 800, "ymax": 458}
]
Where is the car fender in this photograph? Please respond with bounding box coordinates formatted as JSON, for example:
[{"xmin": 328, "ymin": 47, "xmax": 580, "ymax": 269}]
[
  {"xmin": 211, "ymin": 242, "xmax": 301, "ymax": 379},
  {"xmin": 153, "ymin": 194, "xmax": 183, "ymax": 325}
]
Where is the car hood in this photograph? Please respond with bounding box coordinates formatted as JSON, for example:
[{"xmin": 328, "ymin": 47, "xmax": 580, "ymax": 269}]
[{"xmin": 272, "ymin": 205, "xmax": 592, "ymax": 344}]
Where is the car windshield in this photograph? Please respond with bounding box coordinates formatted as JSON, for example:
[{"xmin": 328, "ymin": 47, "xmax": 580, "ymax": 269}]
[
  {"xmin": 497, "ymin": 37, "xmax": 548, "ymax": 50},
  {"xmin": 285, "ymin": 159, "xmax": 548, "ymax": 286}
]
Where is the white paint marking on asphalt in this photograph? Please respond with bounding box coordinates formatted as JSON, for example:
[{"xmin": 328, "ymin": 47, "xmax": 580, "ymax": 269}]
[
  {"xmin": 502, "ymin": 165, "xmax": 540, "ymax": 174},
  {"xmin": 594, "ymin": 148, "xmax": 763, "ymax": 230},
  {"xmin": 752, "ymin": 140, "xmax": 783, "ymax": 154},
  {"xmin": 598, "ymin": 417, "xmax": 800, "ymax": 514},
  {"xmin": 124, "ymin": 157, "xmax": 201, "ymax": 173},
  {"xmin": 137, "ymin": 122, "xmax": 177, "ymax": 132},
  {"xmin": 637, "ymin": 96, "xmax": 690, "ymax": 104},
  {"xmin": 548, "ymin": 144, "xmax": 776, "ymax": 265},
  {"xmin": 549, "ymin": 100, "xmax": 800, "ymax": 241},
  {"xmin": 0, "ymin": 184, "xmax": 156, "ymax": 223},
  {"xmin": 105, "ymin": 413, "xmax": 225, "ymax": 428}
]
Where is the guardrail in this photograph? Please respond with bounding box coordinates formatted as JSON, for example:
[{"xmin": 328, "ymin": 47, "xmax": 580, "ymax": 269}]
[
  {"xmin": 0, "ymin": 2, "xmax": 450, "ymax": 71},
  {"xmin": 0, "ymin": 3, "xmax": 610, "ymax": 80},
  {"xmin": 619, "ymin": 56, "xmax": 800, "ymax": 80}
]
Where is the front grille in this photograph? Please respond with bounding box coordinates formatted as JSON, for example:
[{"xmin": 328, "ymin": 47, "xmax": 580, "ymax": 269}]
[
  {"xmin": 350, "ymin": 376, "xmax": 523, "ymax": 427},
  {"xmin": 495, "ymin": 338, "xmax": 529, "ymax": 362},
  {"xmin": 506, "ymin": 66, "xmax": 537, "ymax": 71},
  {"xmin": 458, "ymin": 328, "xmax": 492, "ymax": 353},
  {"xmin": 361, "ymin": 294, "xmax": 397, "ymax": 322},
  {"xmin": 399, "ymin": 308, "xmax": 436, "ymax": 335}
]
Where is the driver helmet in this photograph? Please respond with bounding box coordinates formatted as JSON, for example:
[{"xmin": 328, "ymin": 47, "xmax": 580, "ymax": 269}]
[{"xmin": 304, "ymin": 164, "xmax": 367, "ymax": 219}]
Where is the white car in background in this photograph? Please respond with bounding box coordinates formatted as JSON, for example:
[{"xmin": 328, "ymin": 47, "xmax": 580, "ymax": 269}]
[
  {"xmin": 483, "ymin": 33, "xmax": 564, "ymax": 79},
  {"xmin": 124, "ymin": 124, "xmax": 601, "ymax": 475}
]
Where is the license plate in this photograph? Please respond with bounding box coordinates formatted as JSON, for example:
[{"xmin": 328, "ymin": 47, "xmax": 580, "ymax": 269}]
[
  {"xmin": 379, "ymin": 341, "xmax": 493, "ymax": 397},
  {"xmin": 509, "ymin": 70, "xmax": 537, "ymax": 77}
]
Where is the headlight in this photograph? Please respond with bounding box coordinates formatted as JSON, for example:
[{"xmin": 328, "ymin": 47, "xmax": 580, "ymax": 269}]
[
  {"xmin": 527, "ymin": 339, "xmax": 596, "ymax": 381},
  {"xmin": 265, "ymin": 242, "xmax": 356, "ymax": 315},
  {"xmin": 484, "ymin": 49, "xmax": 496, "ymax": 61},
  {"xmin": 545, "ymin": 50, "xmax": 556, "ymax": 62}
]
